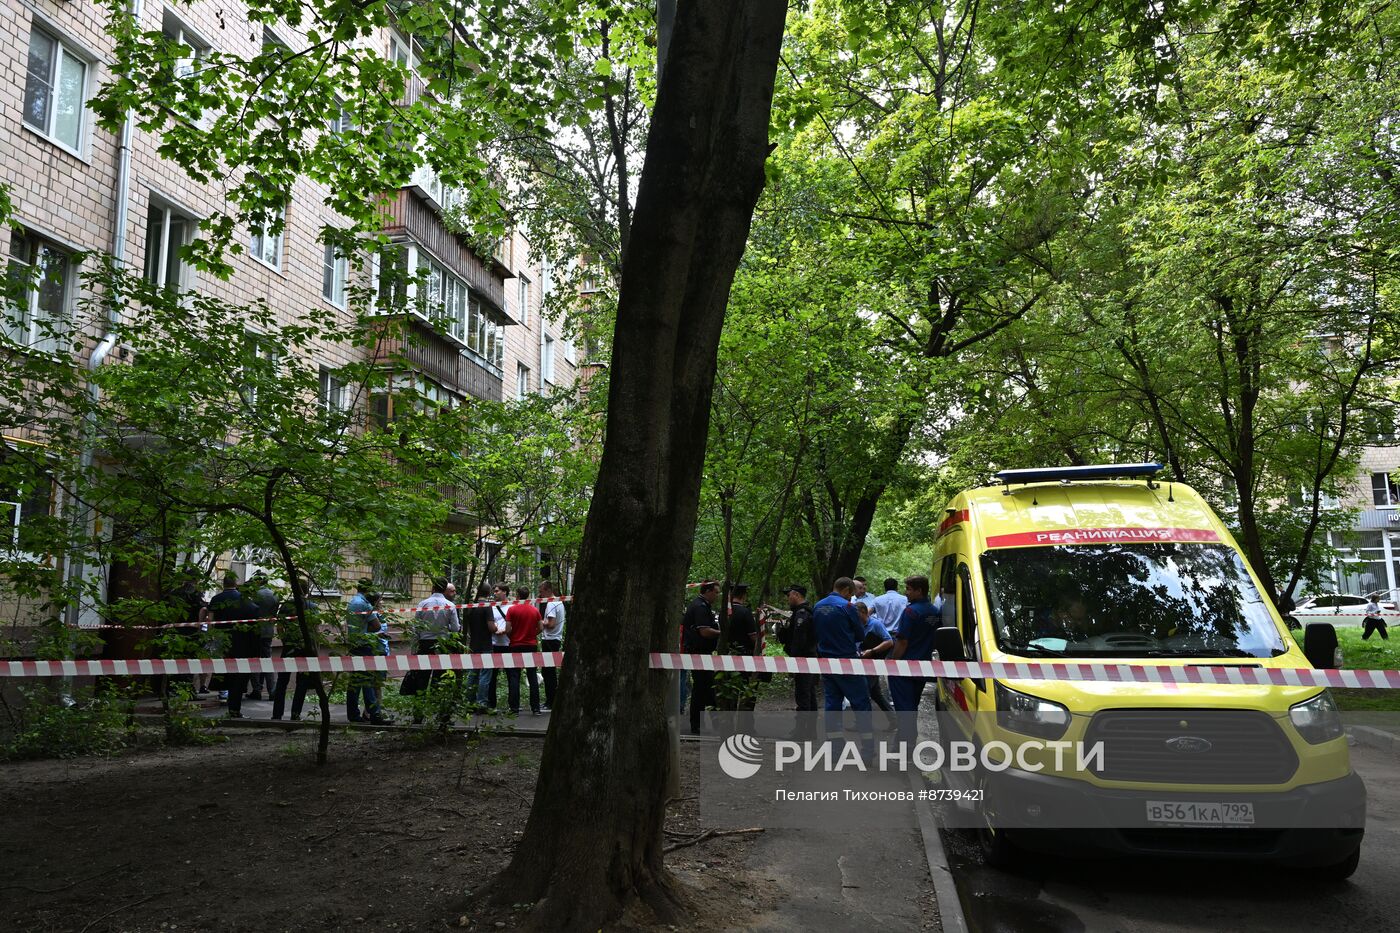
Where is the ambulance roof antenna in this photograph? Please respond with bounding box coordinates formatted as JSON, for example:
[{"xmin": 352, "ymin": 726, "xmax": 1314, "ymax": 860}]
[{"xmin": 1168, "ymin": 482, "xmax": 1175, "ymax": 503}]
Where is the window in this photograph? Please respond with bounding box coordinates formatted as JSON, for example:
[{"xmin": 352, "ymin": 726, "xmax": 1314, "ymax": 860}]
[
  {"xmin": 416, "ymin": 250, "xmax": 468, "ymax": 340},
  {"xmin": 23, "ymin": 25, "xmax": 88, "ymax": 152},
  {"xmin": 162, "ymin": 11, "xmax": 210, "ymax": 119},
  {"xmin": 376, "ymin": 245, "xmax": 409, "ymax": 312},
  {"xmin": 1, "ymin": 462, "xmax": 54, "ymax": 554},
  {"xmin": 250, "ymin": 206, "xmax": 285, "ymax": 270},
  {"xmin": 5, "ymin": 230, "xmax": 71, "ymax": 353},
  {"xmin": 542, "ymin": 334, "xmax": 556, "ymax": 385},
  {"xmin": 1373, "ymin": 472, "xmax": 1400, "ymax": 508},
  {"xmin": 322, "ymin": 244, "xmax": 348, "ymax": 307},
  {"xmin": 239, "ymin": 333, "xmax": 281, "ymax": 411},
  {"xmin": 517, "ymin": 277, "xmax": 529, "ymax": 326},
  {"xmin": 958, "ymin": 564, "xmax": 980, "ymax": 662},
  {"xmin": 372, "ymin": 560, "xmax": 413, "ymax": 596},
  {"xmin": 319, "ymin": 366, "xmax": 347, "ymax": 417},
  {"xmin": 563, "ymin": 336, "xmax": 576, "ymax": 366},
  {"xmin": 517, "ymin": 363, "xmax": 530, "ymax": 400},
  {"xmin": 981, "ymin": 543, "xmax": 1288, "ymax": 658},
  {"xmin": 143, "ymin": 200, "xmax": 193, "ymax": 291},
  {"xmin": 1336, "ymin": 530, "xmax": 1387, "ymax": 596},
  {"xmin": 326, "ymin": 99, "xmax": 354, "ymax": 135},
  {"xmin": 1361, "ymin": 408, "xmax": 1398, "ymax": 445},
  {"xmin": 389, "ymin": 31, "xmax": 417, "ymax": 70}
]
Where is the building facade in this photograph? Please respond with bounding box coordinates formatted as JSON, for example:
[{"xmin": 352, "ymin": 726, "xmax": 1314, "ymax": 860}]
[
  {"xmin": 1325, "ymin": 444, "xmax": 1400, "ymax": 599},
  {"xmin": 0, "ymin": 0, "xmax": 576, "ymax": 631}
]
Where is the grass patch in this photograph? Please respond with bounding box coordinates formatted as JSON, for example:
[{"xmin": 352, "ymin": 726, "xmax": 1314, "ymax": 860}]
[{"xmin": 1290, "ymin": 626, "xmax": 1400, "ymax": 711}]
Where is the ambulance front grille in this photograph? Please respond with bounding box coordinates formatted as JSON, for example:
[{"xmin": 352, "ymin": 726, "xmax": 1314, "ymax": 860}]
[{"xmin": 1083, "ymin": 709, "xmax": 1298, "ymax": 785}]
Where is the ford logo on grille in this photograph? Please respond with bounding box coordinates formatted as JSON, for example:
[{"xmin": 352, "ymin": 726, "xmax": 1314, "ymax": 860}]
[{"xmin": 1165, "ymin": 735, "xmax": 1213, "ymax": 754}]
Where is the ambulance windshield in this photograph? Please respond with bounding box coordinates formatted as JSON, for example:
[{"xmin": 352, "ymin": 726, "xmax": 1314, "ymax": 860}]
[{"xmin": 981, "ymin": 543, "xmax": 1288, "ymax": 658}]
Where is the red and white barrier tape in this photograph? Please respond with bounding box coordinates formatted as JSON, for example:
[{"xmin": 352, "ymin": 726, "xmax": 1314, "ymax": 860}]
[
  {"xmin": 85, "ymin": 597, "xmax": 574, "ymax": 631},
  {"xmin": 6, "ymin": 651, "xmax": 1400, "ymax": 688},
  {"xmin": 650, "ymin": 653, "xmax": 1400, "ymax": 689},
  {"xmin": 2, "ymin": 652, "xmax": 564, "ymax": 678}
]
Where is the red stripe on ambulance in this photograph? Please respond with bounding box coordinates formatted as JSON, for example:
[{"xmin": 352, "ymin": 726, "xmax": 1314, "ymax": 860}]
[{"xmin": 984, "ymin": 527, "xmax": 1221, "ymax": 549}]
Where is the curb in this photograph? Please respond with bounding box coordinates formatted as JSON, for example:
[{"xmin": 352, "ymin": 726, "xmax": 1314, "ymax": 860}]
[
  {"xmin": 1347, "ymin": 724, "xmax": 1400, "ymax": 752},
  {"xmin": 908, "ymin": 768, "xmax": 969, "ymax": 933}
]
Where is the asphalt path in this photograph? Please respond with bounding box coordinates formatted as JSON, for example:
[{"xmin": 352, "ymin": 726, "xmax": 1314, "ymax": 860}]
[{"xmin": 943, "ymin": 742, "xmax": 1400, "ymax": 933}]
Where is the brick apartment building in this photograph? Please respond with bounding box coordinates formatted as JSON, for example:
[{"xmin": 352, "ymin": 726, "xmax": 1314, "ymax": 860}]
[
  {"xmin": 0, "ymin": 0, "xmax": 577, "ymax": 629},
  {"xmin": 1325, "ymin": 444, "xmax": 1400, "ymax": 599}
]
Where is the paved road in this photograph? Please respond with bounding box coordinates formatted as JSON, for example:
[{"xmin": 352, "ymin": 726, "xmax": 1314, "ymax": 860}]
[{"xmin": 943, "ymin": 742, "xmax": 1400, "ymax": 933}]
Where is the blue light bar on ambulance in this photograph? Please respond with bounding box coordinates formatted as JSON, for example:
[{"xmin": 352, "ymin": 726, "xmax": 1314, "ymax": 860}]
[{"xmin": 994, "ymin": 463, "xmax": 1163, "ymax": 485}]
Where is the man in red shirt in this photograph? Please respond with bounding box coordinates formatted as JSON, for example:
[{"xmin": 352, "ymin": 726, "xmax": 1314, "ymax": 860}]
[{"xmin": 504, "ymin": 586, "xmax": 543, "ymax": 714}]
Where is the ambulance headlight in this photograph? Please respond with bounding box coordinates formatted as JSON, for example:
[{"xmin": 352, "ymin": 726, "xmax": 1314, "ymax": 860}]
[
  {"xmin": 995, "ymin": 683, "xmax": 1070, "ymax": 739},
  {"xmin": 1290, "ymin": 691, "xmax": 1344, "ymax": 745}
]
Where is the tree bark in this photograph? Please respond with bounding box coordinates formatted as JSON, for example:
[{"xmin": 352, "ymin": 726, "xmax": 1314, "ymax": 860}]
[{"xmin": 489, "ymin": 3, "xmax": 787, "ymax": 929}]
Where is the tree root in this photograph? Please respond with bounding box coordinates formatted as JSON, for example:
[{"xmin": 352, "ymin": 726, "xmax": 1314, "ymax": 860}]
[{"xmin": 662, "ymin": 827, "xmax": 765, "ymax": 854}]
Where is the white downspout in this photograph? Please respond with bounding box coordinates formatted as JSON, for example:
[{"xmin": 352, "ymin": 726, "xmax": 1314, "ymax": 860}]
[{"xmin": 66, "ymin": 0, "xmax": 140, "ymax": 627}]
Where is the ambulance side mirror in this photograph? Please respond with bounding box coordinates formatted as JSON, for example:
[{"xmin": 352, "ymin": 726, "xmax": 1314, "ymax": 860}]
[
  {"xmin": 1302, "ymin": 622, "xmax": 1338, "ymax": 670},
  {"xmin": 934, "ymin": 626, "xmax": 966, "ymax": 663}
]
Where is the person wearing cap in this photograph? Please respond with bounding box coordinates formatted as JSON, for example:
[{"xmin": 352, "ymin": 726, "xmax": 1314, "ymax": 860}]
[
  {"xmin": 682, "ymin": 581, "xmax": 722, "ymax": 733},
  {"xmin": 777, "ymin": 584, "xmax": 819, "ymax": 714}
]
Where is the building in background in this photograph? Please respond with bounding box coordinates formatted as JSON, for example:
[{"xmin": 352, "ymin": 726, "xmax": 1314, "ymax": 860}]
[
  {"xmin": 1326, "ymin": 444, "xmax": 1400, "ymax": 599},
  {"xmin": 0, "ymin": 0, "xmax": 577, "ymax": 631}
]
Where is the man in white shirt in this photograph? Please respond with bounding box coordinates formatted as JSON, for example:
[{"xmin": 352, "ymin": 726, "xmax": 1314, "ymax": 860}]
[
  {"xmin": 1363, "ymin": 596, "xmax": 1388, "ymax": 641},
  {"xmin": 478, "ymin": 582, "xmax": 512, "ymax": 709},
  {"xmin": 538, "ymin": 580, "xmax": 566, "ymax": 712},
  {"xmin": 405, "ymin": 578, "xmax": 463, "ymax": 722},
  {"xmin": 872, "ymin": 577, "xmax": 909, "ymax": 636}
]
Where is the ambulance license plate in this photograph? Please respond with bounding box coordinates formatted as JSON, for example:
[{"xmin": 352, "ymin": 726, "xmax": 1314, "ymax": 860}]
[{"xmin": 1145, "ymin": 801, "xmax": 1254, "ymax": 826}]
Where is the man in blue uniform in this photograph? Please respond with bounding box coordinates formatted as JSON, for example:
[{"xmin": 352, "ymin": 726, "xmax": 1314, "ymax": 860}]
[
  {"xmin": 889, "ymin": 574, "xmax": 940, "ymax": 744},
  {"xmin": 812, "ymin": 577, "xmax": 872, "ymax": 755}
]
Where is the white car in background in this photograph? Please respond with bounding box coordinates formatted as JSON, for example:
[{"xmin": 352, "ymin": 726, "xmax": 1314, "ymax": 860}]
[{"xmin": 1292, "ymin": 593, "xmax": 1396, "ymax": 626}]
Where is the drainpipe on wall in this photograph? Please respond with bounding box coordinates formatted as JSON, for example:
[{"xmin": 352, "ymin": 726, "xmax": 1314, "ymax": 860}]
[{"xmin": 65, "ymin": 0, "xmax": 141, "ymax": 629}]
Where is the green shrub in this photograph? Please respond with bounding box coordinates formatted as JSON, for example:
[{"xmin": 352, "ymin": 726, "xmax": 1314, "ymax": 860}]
[{"xmin": 1, "ymin": 686, "xmax": 136, "ymax": 760}]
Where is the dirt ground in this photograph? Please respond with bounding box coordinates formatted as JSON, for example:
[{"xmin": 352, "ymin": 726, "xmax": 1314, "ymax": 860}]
[{"xmin": 0, "ymin": 728, "xmax": 778, "ymax": 933}]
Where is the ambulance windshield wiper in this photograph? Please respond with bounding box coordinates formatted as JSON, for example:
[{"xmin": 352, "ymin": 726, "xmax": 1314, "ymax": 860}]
[{"xmin": 1013, "ymin": 643, "xmax": 1066, "ymax": 657}]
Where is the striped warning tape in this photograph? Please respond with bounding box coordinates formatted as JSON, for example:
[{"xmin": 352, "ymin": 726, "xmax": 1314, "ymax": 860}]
[
  {"xmin": 2, "ymin": 652, "xmax": 563, "ymax": 678},
  {"xmin": 5, "ymin": 652, "xmax": 1400, "ymax": 688},
  {"xmin": 85, "ymin": 597, "xmax": 574, "ymax": 631},
  {"xmin": 649, "ymin": 653, "xmax": 1400, "ymax": 689}
]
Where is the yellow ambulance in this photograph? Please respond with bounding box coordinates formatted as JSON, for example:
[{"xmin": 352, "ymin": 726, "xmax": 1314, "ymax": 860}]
[{"xmin": 930, "ymin": 463, "xmax": 1365, "ymax": 878}]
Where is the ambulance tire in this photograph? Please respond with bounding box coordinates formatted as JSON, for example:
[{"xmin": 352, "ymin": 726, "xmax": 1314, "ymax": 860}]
[
  {"xmin": 976, "ymin": 773, "xmax": 1020, "ymax": 869},
  {"xmin": 979, "ymin": 827, "xmax": 1018, "ymax": 868},
  {"xmin": 1314, "ymin": 846, "xmax": 1361, "ymax": 882}
]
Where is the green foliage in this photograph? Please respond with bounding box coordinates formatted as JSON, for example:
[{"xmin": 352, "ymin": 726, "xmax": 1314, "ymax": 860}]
[
  {"xmin": 0, "ymin": 685, "xmax": 137, "ymax": 761},
  {"xmin": 698, "ymin": 0, "xmax": 1399, "ymax": 600}
]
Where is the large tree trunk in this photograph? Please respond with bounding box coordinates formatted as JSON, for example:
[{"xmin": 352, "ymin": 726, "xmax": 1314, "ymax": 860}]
[{"xmin": 489, "ymin": 3, "xmax": 787, "ymax": 929}]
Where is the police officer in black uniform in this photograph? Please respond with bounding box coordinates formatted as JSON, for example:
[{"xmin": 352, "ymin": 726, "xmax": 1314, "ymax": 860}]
[
  {"xmin": 682, "ymin": 581, "xmax": 722, "ymax": 734},
  {"xmin": 776, "ymin": 584, "xmax": 818, "ymax": 713}
]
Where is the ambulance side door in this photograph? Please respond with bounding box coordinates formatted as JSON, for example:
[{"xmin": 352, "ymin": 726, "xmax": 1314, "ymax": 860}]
[{"xmin": 936, "ymin": 554, "xmax": 977, "ymax": 738}]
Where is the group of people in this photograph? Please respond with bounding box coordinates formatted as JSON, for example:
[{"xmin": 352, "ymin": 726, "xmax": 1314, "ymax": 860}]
[
  {"xmin": 169, "ymin": 571, "xmax": 567, "ymax": 725},
  {"xmin": 681, "ymin": 574, "xmax": 943, "ymax": 741}
]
